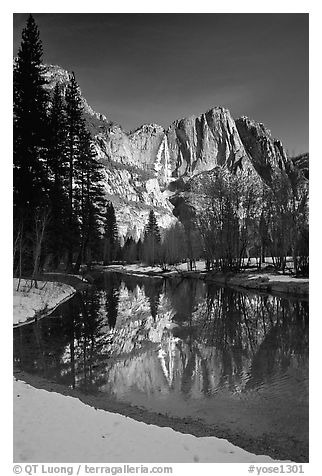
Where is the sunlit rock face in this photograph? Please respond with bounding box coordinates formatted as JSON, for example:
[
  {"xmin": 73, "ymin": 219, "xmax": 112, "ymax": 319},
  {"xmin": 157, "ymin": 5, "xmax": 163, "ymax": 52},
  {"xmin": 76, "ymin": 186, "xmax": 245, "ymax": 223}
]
[
  {"xmin": 99, "ymin": 159, "xmax": 176, "ymax": 238},
  {"xmin": 94, "ymin": 124, "xmax": 134, "ymax": 167},
  {"xmin": 98, "ymin": 107, "xmax": 254, "ymax": 186},
  {"xmin": 88, "ymin": 108, "xmax": 267, "ymax": 236},
  {"xmin": 44, "ymin": 64, "xmax": 299, "ymax": 238},
  {"xmin": 166, "ymin": 107, "xmax": 249, "ymax": 178},
  {"xmin": 129, "ymin": 124, "xmax": 165, "ymax": 168}
]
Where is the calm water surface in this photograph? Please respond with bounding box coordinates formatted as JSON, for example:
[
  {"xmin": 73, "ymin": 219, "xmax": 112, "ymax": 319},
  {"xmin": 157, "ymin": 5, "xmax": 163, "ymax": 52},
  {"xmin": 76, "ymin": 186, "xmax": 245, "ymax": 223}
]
[{"xmin": 13, "ymin": 273, "xmax": 309, "ymax": 461}]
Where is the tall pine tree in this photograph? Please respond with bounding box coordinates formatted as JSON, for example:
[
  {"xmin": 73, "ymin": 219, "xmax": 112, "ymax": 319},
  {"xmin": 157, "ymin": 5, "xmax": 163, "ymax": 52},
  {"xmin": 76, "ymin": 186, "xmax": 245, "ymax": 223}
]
[
  {"xmin": 103, "ymin": 202, "xmax": 119, "ymax": 265},
  {"xmin": 46, "ymin": 83, "xmax": 69, "ymax": 268},
  {"xmin": 13, "ymin": 14, "xmax": 49, "ymax": 212},
  {"xmin": 64, "ymin": 71, "xmax": 106, "ymax": 271},
  {"xmin": 145, "ymin": 210, "xmax": 161, "ymax": 242},
  {"xmin": 13, "ymin": 18, "xmax": 108, "ymax": 274},
  {"xmin": 74, "ymin": 124, "xmax": 106, "ymax": 271},
  {"xmin": 64, "ymin": 72, "xmax": 84, "ymax": 270},
  {"xmin": 13, "ymin": 14, "xmax": 50, "ymax": 276},
  {"xmin": 143, "ymin": 210, "xmax": 161, "ymax": 266}
]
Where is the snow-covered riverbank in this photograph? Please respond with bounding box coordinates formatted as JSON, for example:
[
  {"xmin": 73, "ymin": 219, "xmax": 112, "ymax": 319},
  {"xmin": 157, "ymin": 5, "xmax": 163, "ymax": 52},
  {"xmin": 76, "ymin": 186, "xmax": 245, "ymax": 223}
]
[
  {"xmin": 101, "ymin": 262, "xmax": 309, "ymax": 297},
  {"xmin": 12, "ymin": 273, "xmax": 294, "ymax": 463},
  {"xmin": 13, "ymin": 378, "xmax": 281, "ymax": 463},
  {"xmin": 204, "ymin": 271, "xmax": 309, "ymax": 296},
  {"xmin": 13, "ymin": 278, "xmax": 75, "ymax": 326}
]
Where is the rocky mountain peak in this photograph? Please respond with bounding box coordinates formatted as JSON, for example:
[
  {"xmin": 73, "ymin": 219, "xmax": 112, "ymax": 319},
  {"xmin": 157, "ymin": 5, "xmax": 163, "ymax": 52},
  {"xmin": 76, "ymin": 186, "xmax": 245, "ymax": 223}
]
[
  {"xmin": 166, "ymin": 105, "xmax": 249, "ymax": 179},
  {"xmin": 44, "ymin": 64, "xmax": 108, "ymax": 124},
  {"xmin": 43, "ymin": 63, "xmax": 70, "ymax": 87},
  {"xmin": 130, "ymin": 124, "xmax": 165, "ymax": 135},
  {"xmin": 41, "ymin": 62, "xmax": 303, "ymax": 239}
]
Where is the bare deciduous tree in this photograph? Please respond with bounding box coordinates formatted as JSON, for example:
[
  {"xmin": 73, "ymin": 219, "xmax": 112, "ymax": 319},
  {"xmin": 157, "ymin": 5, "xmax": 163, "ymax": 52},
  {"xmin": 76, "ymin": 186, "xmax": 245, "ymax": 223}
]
[{"xmin": 31, "ymin": 208, "xmax": 51, "ymax": 289}]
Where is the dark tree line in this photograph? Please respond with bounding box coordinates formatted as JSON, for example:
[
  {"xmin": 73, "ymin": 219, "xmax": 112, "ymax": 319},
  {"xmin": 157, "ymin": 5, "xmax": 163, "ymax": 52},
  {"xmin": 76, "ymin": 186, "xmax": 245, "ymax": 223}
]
[
  {"xmin": 119, "ymin": 170, "xmax": 308, "ymax": 277},
  {"xmin": 192, "ymin": 166, "xmax": 309, "ymax": 275},
  {"xmin": 119, "ymin": 209, "xmax": 202, "ymax": 269},
  {"xmin": 103, "ymin": 202, "xmax": 119, "ymax": 265},
  {"xmin": 13, "ymin": 15, "xmax": 108, "ymax": 279}
]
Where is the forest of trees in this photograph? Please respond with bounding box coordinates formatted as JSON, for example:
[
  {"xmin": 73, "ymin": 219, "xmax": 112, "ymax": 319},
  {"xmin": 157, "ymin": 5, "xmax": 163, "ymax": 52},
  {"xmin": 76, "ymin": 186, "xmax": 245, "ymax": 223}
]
[
  {"xmin": 124, "ymin": 164, "xmax": 309, "ymax": 277},
  {"xmin": 13, "ymin": 15, "xmax": 309, "ymax": 281},
  {"xmin": 13, "ymin": 15, "xmax": 108, "ymax": 281},
  {"xmin": 127, "ymin": 168, "xmax": 308, "ymax": 276},
  {"xmin": 192, "ymin": 167, "xmax": 309, "ymax": 275}
]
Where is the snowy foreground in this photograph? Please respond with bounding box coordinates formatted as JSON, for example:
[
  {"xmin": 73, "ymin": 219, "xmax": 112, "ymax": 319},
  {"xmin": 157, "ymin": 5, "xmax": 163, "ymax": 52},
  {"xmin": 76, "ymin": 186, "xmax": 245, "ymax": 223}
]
[
  {"xmin": 14, "ymin": 379, "xmax": 279, "ymax": 463},
  {"xmin": 13, "ymin": 275, "xmax": 287, "ymax": 463},
  {"xmin": 13, "ymin": 278, "xmax": 75, "ymax": 326}
]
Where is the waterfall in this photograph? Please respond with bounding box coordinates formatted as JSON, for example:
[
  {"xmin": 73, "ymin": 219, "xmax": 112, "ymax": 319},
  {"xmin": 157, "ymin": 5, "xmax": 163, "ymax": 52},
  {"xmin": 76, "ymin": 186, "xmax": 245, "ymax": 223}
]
[{"xmin": 155, "ymin": 134, "xmax": 172, "ymax": 183}]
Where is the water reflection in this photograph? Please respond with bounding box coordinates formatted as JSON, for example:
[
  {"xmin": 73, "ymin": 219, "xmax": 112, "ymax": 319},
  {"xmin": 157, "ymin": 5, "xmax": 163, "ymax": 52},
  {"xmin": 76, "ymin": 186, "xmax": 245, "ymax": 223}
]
[
  {"xmin": 13, "ymin": 273, "xmax": 309, "ymax": 460},
  {"xmin": 104, "ymin": 273, "xmax": 120, "ymax": 329}
]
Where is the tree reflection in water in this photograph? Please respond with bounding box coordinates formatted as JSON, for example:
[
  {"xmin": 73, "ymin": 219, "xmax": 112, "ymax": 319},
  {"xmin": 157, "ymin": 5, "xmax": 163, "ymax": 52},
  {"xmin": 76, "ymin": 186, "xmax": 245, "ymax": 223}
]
[
  {"xmin": 14, "ymin": 275, "xmax": 308, "ymax": 397},
  {"xmin": 104, "ymin": 272, "xmax": 120, "ymax": 329},
  {"xmin": 14, "ymin": 273, "xmax": 308, "ymax": 459},
  {"xmin": 166, "ymin": 282, "xmax": 308, "ymax": 396}
]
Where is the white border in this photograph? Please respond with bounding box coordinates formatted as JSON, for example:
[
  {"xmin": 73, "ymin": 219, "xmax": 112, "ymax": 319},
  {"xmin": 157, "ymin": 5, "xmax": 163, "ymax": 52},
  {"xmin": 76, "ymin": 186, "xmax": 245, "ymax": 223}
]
[{"xmin": 3, "ymin": 3, "xmax": 318, "ymax": 475}]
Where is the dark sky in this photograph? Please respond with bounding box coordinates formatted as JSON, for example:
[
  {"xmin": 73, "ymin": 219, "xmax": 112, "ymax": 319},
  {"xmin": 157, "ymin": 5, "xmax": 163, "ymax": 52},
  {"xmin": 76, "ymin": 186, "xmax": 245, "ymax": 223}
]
[{"xmin": 13, "ymin": 13, "xmax": 309, "ymax": 155}]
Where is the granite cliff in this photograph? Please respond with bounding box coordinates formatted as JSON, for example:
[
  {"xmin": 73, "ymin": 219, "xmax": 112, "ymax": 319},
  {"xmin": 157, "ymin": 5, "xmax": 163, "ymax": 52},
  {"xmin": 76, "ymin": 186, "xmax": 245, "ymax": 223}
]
[{"xmin": 45, "ymin": 64, "xmax": 307, "ymax": 238}]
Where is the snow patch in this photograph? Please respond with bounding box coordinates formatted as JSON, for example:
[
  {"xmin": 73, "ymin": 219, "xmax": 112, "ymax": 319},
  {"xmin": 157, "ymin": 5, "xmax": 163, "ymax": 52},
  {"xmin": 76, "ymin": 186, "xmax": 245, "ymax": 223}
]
[
  {"xmin": 14, "ymin": 378, "xmax": 281, "ymax": 463},
  {"xmin": 13, "ymin": 279, "xmax": 75, "ymax": 326}
]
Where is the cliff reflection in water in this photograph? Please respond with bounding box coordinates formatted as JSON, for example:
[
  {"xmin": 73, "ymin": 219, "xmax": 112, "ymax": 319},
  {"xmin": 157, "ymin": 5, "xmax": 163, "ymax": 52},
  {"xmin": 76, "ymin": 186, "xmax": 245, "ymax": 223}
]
[
  {"xmin": 14, "ymin": 273, "xmax": 308, "ymax": 453},
  {"xmin": 14, "ymin": 273, "xmax": 308, "ymax": 399}
]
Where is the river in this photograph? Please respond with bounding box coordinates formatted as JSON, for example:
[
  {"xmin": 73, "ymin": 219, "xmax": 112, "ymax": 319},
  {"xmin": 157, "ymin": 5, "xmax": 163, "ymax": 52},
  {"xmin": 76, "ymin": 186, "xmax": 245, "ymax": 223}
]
[{"xmin": 13, "ymin": 272, "xmax": 309, "ymax": 462}]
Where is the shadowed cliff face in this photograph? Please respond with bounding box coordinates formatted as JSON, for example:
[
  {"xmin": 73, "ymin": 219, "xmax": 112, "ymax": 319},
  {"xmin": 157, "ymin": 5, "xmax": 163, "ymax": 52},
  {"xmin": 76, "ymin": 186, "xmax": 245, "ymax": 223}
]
[
  {"xmin": 291, "ymin": 153, "xmax": 309, "ymax": 180},
  {"xmin": 235, "ymin": 116, "xmax": 290, "ymax": 184},
  {"xmin": 44, "ymin": 64, "xmax": 303, "ymax": 238}
]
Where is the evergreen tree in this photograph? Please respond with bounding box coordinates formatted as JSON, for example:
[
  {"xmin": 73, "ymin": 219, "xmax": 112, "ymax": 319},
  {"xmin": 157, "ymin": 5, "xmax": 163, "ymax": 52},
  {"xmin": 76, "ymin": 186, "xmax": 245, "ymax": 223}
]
[
  {"xmin": 143, "ymin": 210, "xmax": 161, "ymax": 266},
  {"xmin": 145, "ymin": 210, "xmax": 161, "ymax": 242},
  {"xmin": 47, "ymin": 83, "xmax": 68, "ymax": 182},
  {"xmin": 64, "ymin": 72, "xmax": 84, "ymax": 270},
  {"xmin": 13, "ymin": 16, "xmax": 108, "ymax": 276},
  {"xmin": 122, "ymin": 236, "xmax": 137, "ymax": 263},
  {"xmin": 63, "ymin": 71, "xmax": 107, "ymax": 272},
  {"xmin": 136, "ymin": 238, "xmax": 143, "ymax": 262},
  {"xmin": 46, "ymin": 83, "xmax": 69, "ymax": 267},
  {"xmin": 74, "ymin": 124, "xmax": 106, "ymax": 270},
  {"xmin": 103, "ymin": 202, "xmax": 119, "ymax": 265},
  {"xmin": 13, "ymin": 14, "xmax": 51, "ymax": 276},
  {"xmin": 14, "ymin": 14, "xmax": 49, "ymax": 211}
]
